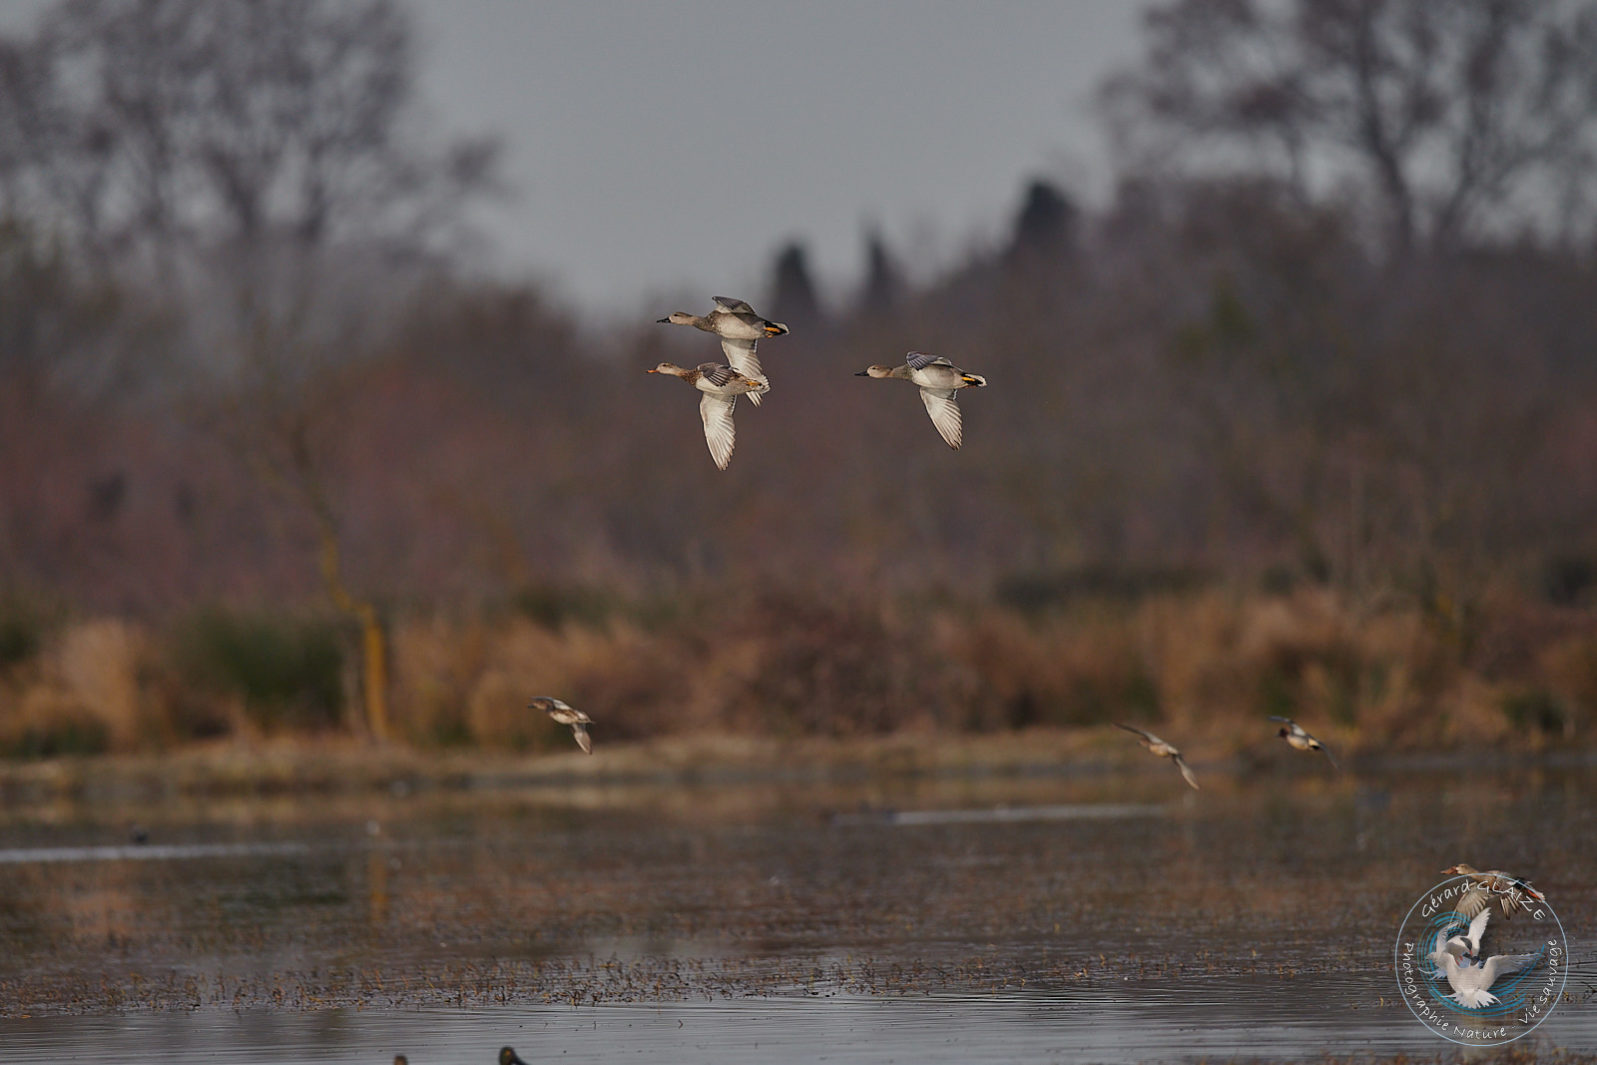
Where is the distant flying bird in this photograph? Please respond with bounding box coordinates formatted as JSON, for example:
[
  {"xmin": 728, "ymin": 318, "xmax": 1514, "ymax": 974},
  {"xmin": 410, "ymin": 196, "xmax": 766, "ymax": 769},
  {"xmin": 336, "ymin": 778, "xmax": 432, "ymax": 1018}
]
[
  {"xmin": 1268, "ymin": 716, "xmax": 1339, "ymax": 768},
  {"xmin": 530, "ymin": 696, "xmax": 593, "ymax": 754},
  {"xmin": 1428, "ymin": 923, "xmax": 1540, "ymax": 1009},
  {"xmin": 855, "ymin": 351, "xmax": 987, "ymax": 449},
  {"xmin": 1115, "ymin": 722, "xmax": 1199, "ymax": 790},
  {"xmin": 647, "ymin": 361, "xmax": 769, "ymax": 470},
  {"xmin": 1442, "ymin": 864, "xmax": 1547, "ymax": 919},
  {"xmin": 657, "ymin": 296, "xmax": 789, "ymax": 404}
]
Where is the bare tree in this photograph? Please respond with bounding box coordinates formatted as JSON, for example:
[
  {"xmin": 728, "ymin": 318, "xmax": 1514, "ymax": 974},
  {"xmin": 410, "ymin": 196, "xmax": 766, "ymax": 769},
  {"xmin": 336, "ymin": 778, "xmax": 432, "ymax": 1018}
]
[
  {"xmin": 1101, "ymin": 0, "xmax": 1597, "ymax": 253},
  {"xmin": 0, "ymin": 0, "xmax": 498, "ymax": 278},
  {"xmin": 0, "ymin": 0, "xmax": 504, "ymax": 741}
]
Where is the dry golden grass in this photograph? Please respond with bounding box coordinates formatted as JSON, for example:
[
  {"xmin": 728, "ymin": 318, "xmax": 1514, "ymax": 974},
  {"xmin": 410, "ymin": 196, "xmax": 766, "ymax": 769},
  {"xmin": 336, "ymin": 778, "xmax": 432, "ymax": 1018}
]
[
  {"xmin": 1, "ymin": 585, "xmax": 1594, "ymax": 763},
  {"xmin": 53, "ymin": 619, "xmax": 146, "ymax": 747}
]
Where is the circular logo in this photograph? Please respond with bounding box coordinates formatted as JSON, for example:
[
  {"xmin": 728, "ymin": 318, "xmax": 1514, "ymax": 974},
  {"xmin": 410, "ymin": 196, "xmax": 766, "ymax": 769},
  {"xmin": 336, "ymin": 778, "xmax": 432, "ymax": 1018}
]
[{"xmin": 1393, "ymin": 874, "xmax": 1567, "ymax": 1047}]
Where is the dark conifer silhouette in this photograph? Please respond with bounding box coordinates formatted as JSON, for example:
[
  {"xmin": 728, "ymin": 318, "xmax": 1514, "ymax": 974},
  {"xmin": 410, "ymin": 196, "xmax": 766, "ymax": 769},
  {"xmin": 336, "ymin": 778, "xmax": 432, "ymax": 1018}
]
[{"xmin": 768, "ymin": 241, "xmax": 825, "ymax": 331}]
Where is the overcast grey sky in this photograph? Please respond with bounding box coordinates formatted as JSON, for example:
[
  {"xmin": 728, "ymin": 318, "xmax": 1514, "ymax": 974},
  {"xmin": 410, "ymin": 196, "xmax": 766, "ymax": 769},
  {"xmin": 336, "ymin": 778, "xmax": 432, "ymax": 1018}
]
[
  {"xmin": 410, "ymin": 1, "xmax": 1145, "ymax": 318},
  {"xmin": 0, "ymin": 0, "xmax": 1148, "ymax": 318}
]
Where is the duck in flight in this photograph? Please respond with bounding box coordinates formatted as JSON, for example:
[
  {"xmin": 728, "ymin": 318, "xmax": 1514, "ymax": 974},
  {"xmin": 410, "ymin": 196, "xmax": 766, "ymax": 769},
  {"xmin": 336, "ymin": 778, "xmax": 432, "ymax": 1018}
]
[
  {"xmin": 855, "ymin": 351, "xmax": 988, "ymax": 450},
  {"xmin": 647, "ymin": 361, "xmax": 769, "ymax": 470},
  {"xmin": 657, "ymin": 296, "xmax": 788, "ymax": 405},
  {"xmin": 529, "ymin": 696, "xmax": 593, "ymax": 754},
  {"xmin": 1268, "ymin": 716, "xmax": 1338, "ymax": 769},
  {"xmin": 1442, "ymin": 863, "xmax": 1547, "ymax": 919},
  {"xmin": 1115, "ymin": 722, "xmax": 1199, "ymax": 790}
]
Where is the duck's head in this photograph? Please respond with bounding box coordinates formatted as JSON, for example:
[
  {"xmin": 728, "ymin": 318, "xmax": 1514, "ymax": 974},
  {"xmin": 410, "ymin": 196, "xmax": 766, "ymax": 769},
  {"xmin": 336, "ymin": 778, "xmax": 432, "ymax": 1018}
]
[
  {"xmin": 657, "ymin": 312, "xmax": 696, "ymax": 325},
  {"xmin": 648, "ymin": 362, "xmax": 685, "ymax": 375},
  {"xmin": 854, "ymin": 365, "xmax": 896, "ymax": 378},
  {"xmin": 1442, "ymin": 863, "xmax": 1479, "ymax": 876},
  {"xmin": 1277, "ymin": 726, "xmax": 1290, "ymax": 738}
]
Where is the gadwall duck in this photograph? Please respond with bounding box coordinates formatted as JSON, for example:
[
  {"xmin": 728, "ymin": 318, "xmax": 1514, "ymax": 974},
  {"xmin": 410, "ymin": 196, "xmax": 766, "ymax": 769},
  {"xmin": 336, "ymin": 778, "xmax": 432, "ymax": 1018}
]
[
  {"xmin": 499, "ymin": 1049, "xmax": 530, "ymax": 1065},
  {"xmin": 1442, "ymin": 863, "xmax": 1547, "ymax": 918},
  {"xmin": 1268, "ymin": 716, "xmax": 1338, "ymax": 768},
  {"xmin": 1115, "ymin": 722, "xmax": 1199, "ymax": 790},
  {"xmin": 657, "ymin": 296, "xmax": 788, "ymax": 405},
  {"xmin": 648, "ymin": 361, "xmax": 768, "ymax": 470},
  {"xmin": 529, "ymin": 696, "xmax": 593, "ymax": 754},
  {"xmin": 854, "ymin": 351, "xmax": 987, "ymax": 450},
  {"xmin": 1428, "ymin": 923, "xmax": 1540, "ymax": 1008}
]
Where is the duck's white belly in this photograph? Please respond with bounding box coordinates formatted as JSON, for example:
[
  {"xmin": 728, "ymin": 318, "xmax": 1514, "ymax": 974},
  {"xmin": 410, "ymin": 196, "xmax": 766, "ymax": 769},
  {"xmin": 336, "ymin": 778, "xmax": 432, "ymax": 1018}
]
[{"xmin": 710, "ymin": 314, "xmax": 767, "ymax": 341}]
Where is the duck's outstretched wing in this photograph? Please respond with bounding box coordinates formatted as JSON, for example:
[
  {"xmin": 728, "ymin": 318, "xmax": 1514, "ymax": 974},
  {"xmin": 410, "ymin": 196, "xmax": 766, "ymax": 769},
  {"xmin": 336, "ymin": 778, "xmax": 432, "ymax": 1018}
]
[
  {"xmin": 1173, "ymin": 753, "xmax": 1200, "ymax": 790},
  {"xmin": 1494, "ymin": 878, "xmax": 1544, "ymax": 917},
  {"xmin": 1457, "ymin": 887, "xmax": 1489, "ymax": 918},
  {"xmin": 906, "ymin": 350, "xmax": 954, "ymax": 371},
  {"xmin": 720, "ymin": 336, "xmax": 767, "ymax": 405},
  {"xmin": 699, "ymin": 392, "xmax": 739, "ymax": 471},
  {"xmin": 713, "ymin": 296, "xmax": 756, "ymax": 314},
  {"xmin": 919, "ymin": 387, "xmax": 963, "ymax": 449},
  {"xmin": 570, "ymin": 722, "xmax": 593, "ymax": 754},
  {"xmin": 1115, "ymin": 722, "xmax": 1158, "ymax": 745}
]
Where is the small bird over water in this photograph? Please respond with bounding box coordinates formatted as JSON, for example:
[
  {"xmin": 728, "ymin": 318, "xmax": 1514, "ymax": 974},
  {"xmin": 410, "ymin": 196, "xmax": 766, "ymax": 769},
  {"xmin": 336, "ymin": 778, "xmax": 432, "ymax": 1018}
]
[
  {"xmin": 648, "ymin": 361, "xmax": 769, "ymax": 470},
  {"xmin": 657, "ymin": 296, "xmax": 789, "ymax": 404},
  {"xmin": 500, "ymin": 1048, "xmax": 530, "ymax": 1065},
  {"xmin": 855, "ymin": 351, "xmax": 987, "ymax": 450},
  {"xmin": 530, "ymin": 696, "xmax": 593, "ymax": 754},
  {"xmin": 1115, "ymin": 722, "xmax": 1199, "ymax": 790},
  {"xmin": 1268, "ymin": 715, "xmax": 1338, "ymax": 769}
]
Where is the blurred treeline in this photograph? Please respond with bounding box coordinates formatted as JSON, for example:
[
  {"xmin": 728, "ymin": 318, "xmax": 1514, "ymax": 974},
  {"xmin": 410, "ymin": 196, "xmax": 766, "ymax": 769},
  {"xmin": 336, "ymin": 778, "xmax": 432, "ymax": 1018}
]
[{"xmin": 3, "ymin": 0, "xmax": 1597, "ymax": 759}]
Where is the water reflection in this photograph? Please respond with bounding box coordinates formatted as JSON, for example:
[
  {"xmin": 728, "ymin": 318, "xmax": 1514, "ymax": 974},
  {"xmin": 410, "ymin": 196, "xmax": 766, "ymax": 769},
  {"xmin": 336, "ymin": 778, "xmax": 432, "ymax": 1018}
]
[{"xmin": 0, "ymin": 762, "xmax": 1591, "ymax": 1062}]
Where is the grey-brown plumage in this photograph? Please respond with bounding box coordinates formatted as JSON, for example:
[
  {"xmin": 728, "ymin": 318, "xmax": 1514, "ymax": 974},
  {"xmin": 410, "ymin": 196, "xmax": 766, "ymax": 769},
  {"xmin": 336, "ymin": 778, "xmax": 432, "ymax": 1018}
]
[
  {"xmin": 648, "ymin": 361, "xmax": 769, "ymax": 470},
  {"xmin": 530, "ymin": 696, "xmax": 593, "ymax": 754},
  {"xmin": 1268, "ymin": 715, "xmax": 1338, "ymax": 769},
  {"xmin": 1442, "ymin": 863, "xmax": 1547, "ymax": 919},
  {"xmin": 657, "ymin": 296, "xmax": 789, "ymax": 404},
  {"xmin": 1115, "ymin": 722, "xmax": 1199, "ymax": 790},
  {"xmin": 854, "ymin": 351, "xmax": 988, "ymax": 449}
]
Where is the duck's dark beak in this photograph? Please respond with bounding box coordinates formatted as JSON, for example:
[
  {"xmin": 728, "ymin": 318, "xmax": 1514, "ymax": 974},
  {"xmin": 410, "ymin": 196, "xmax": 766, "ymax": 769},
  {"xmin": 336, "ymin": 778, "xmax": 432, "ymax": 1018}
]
[
  {"xmin": 853, "ymin": 369, "xmax": 869, "ymax": 376},
  {"xmin": 656, "ymin": 316, "xmax": 670, "ymax": 323}
]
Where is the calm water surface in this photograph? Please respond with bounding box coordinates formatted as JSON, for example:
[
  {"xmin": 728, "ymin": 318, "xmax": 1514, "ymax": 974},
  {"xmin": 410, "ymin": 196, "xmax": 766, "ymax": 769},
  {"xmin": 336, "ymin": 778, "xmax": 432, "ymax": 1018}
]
[{"xmin": 0, "ymin": 761, "xmax": 1593, "ymax": 1063}]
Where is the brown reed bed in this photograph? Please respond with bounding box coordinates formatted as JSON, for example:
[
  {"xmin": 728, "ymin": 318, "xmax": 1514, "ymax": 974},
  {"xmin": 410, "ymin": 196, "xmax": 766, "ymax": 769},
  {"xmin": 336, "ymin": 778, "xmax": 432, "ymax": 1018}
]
[{"xmin": 1, "ymin": 582, "xmax": 1594, "ymax": 788}]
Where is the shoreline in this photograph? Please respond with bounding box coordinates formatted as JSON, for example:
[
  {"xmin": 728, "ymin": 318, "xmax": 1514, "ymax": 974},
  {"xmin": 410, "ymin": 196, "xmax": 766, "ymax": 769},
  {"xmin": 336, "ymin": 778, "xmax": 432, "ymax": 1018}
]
[{"xmin": 1, "ymin": 727, "xmax": 1593, "ymax": 808}]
